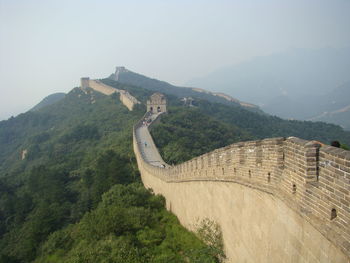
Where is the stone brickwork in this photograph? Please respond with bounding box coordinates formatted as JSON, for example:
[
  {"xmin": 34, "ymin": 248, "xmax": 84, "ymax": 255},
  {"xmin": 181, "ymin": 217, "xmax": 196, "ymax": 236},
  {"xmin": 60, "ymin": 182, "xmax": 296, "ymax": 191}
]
[
  {"xmin": 133, "ymin": 115, "xmax": 350, "ymax": 262},
  {"xmin": 147, "ymin": 93, "xmax": 167, "ymax": 113},
  {"xmin": 119, "ymin": 89, "xmax": 140, "ymax": 111},
  {"xmin": 80, "ymin": 77, "xmax": 140, "ymax": 111}
]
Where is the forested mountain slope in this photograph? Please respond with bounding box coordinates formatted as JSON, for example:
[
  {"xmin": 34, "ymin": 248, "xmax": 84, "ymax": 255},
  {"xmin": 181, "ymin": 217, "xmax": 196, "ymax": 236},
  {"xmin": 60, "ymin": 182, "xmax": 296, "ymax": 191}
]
[
  {"xmin": 101, "ymin": 73, "xmax": 350, "ymax": 150},
  {"xmin": 30, "ymin": 93, "xmax": 66, "ymax": 112},
  {"xmin": 0, "ymin": 87, "xmax": 222, "ymax": 263},
  {"xmin": 151, "ymin": 101, "xmax": 350, "ymax": 164}
]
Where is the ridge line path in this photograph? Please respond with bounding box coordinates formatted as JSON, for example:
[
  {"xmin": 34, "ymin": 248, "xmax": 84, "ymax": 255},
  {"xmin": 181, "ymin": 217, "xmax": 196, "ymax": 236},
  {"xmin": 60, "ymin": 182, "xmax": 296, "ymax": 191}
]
[{"xmin": 135, "ymin": 112, "xmax": 167, "ymax": 168}]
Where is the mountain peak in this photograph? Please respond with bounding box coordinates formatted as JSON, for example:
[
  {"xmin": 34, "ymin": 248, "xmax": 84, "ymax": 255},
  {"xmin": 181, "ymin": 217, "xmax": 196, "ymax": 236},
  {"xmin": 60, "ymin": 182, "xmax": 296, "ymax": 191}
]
[{"xmin": 113, "ymin": 66, "xmax": 129, "ymax": 81}]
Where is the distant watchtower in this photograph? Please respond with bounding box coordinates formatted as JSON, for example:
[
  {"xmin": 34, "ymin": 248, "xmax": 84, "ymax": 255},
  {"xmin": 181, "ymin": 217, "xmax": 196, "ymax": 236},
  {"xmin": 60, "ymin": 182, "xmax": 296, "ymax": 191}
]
[
  {"xmin": 147, "ymin": 93, "xmax": 167, "ymax": 114},
  {"xmin": 80, "ymin": 77, "xmax": 90, "ymax": 89}
]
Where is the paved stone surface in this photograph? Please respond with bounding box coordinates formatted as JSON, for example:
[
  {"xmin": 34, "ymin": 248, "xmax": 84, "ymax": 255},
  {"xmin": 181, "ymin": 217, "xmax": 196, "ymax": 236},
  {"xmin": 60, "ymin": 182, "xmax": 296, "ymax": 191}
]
[{"xmin": 136, "ymin": 113, "xmax": 166, "ymax": 168}]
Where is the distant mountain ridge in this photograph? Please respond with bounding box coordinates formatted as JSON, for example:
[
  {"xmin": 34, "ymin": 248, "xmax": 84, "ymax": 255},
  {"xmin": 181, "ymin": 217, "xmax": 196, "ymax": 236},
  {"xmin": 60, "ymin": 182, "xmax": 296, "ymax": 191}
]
[
  {"xmin": 109, "ymin": 66, "xmax": 258, "ymax": 111},
  {"xmin": 306, "ymin": 82, "xmax": 350, "ymax": 129},
  {"xmin": 186, "ymin": 47, "xmax": 350, "ymax": 129}
]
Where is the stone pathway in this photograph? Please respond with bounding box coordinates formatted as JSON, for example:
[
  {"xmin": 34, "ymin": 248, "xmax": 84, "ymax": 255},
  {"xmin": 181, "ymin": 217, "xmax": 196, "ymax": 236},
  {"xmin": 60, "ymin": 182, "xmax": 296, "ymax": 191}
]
[{"xmin": 135, "ymin": 113, "xmax": 167, "ymax": 168}]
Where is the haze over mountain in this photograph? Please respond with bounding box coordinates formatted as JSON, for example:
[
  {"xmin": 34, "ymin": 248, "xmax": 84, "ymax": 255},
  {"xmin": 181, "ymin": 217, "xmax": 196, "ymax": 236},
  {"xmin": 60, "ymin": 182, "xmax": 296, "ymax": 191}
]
[
  {"xmin": 108, "ymin": 67, "xmax": 259, "ymax": 111},
  {"xmin": 2, "ymin": 1, "xmax": 350, "ymax": 121},
  {"xmin": 187, "ymin": 47, "xmax": 350, "ymax": 129},
  {"xmin": 306, "ymin": 82, "xmax": 350, "ymax": 129}
]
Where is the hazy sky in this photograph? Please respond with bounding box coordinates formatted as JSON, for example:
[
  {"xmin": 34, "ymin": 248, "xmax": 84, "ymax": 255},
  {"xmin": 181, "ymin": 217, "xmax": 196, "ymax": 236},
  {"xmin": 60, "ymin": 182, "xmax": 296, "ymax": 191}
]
[{"xmin": 1, "ymin": 0, "xmax": 349, "ymax": 120}]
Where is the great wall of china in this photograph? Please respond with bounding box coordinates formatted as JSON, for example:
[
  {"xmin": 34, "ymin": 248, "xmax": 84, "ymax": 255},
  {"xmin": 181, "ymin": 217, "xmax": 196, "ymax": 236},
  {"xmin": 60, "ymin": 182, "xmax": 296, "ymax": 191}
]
[
  {"xmin": 134, "ymin": 116, "xmax": 350, "ymax": 263},
  {"xmin": 80, "ymin": 77, "xmax": 140, "ymax": 110},
  {"xmin": 82, "ymin": 79, "xmax": 349, "ymax": 262}
]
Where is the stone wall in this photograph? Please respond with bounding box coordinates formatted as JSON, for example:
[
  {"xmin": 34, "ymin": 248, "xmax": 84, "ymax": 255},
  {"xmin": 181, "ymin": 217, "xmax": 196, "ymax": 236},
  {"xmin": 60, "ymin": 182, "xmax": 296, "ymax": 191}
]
[
  {"xmin": 133, "ymin": 117, "xmax": 350, "ymax": 262},
  {"xmin": 80, "ymin": 78, "xmax": 140, "ymax": 111},
  {"xmin": 119, "ymin": 90, "xmax": 140, "ymax": 111},
  {"xmin": 86, "ymin": 79, "xmax": 117, "ymax": 95}
]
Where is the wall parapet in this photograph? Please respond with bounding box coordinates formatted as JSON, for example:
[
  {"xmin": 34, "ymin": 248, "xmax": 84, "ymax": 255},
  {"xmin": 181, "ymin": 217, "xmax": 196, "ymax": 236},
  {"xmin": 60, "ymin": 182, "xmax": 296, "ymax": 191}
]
[
  {"xmin": 80, "ymin": 77, "xmax": 140, "ymax": 110},
  {"xmin": 133, "ymin": 118, "xmax": 350, "ymax": 259}
]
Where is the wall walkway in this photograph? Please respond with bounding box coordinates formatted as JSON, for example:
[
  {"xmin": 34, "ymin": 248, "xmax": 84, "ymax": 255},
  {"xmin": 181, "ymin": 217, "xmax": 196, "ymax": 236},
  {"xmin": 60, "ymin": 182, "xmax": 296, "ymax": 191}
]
[{"xmin": 133, "ymin": 112, "xmax": 350, "ymax": 263}]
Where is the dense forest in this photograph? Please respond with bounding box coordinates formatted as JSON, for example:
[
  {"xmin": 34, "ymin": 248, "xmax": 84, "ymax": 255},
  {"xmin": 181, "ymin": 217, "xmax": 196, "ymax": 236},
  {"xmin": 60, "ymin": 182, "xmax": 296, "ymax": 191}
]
[
  {"xmin": 151, "ymin": 101, "xmax": 350, "ymax": 164},
  {"xmin": 150, "ymin": 107, "xmax": 253, "ymax": 164},
  {"xmin": 196, "ymin": 100, "xmax": 350, "ymax": 145},
  {"xmin": 0, "ymin": 87, "xmax": 223, "ymax": 263}
]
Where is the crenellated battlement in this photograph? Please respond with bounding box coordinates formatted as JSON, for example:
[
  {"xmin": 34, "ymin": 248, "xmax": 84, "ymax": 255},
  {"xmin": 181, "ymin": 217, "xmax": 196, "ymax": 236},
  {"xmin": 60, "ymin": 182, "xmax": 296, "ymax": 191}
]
[{"xmin": 133, "ymin": 113, "xmax": 350, "ymax": 262}]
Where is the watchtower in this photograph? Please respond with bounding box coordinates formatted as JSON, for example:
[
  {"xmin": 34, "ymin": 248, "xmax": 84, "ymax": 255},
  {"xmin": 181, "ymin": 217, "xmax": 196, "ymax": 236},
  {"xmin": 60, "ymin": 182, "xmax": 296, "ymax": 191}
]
[
  {"xmin": 80, "ymin": 77, "xmax": 90, "ymax": 89},
  {"xmin": 147, "ymin": 93, "xmax": 167, "ymax": 114}
]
